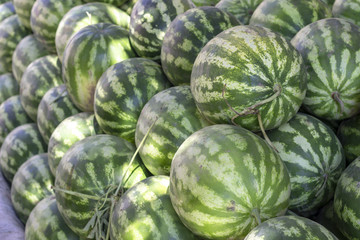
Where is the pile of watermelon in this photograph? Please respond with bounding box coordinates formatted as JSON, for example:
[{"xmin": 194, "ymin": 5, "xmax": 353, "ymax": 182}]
[{"xmin": 0, "ymin": 0, "xmax": 359, "ymax": 239}]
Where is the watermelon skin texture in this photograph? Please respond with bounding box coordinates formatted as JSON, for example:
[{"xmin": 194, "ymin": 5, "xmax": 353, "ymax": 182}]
[
  {"xmin": 191, "ymin": 25, "xmax": 307, "ymax": 131},
  {"xmin": 244, "ymin": 215, "xmax": 339, "ymax": 239},
  {"xmin": 216, "ymin": 0, "xmax": 263, "ymax": 24},
  {"xmin": 55, "ymin": 134, "xmax": 149, "ymax": 238},
  {"xmin": 0, "ymin": 2, "xmax": 15, "ymax": 23},
  {"xmin": 13, "ymin": 0, "xmax": 36, "ymax": 29},
  {"xmin": 266, "ymin": 113, "xmax": 346, "ymax": 216},
  {"xmin": 0, "ymin": 123, "xmax": 47, "ymax": 182},
  {"xmin": 337, "ymin": 114, "xmax": 360, "ymax": 164},
  {"xmin": 25, "ymin": 195, "xmax": 79, "ymax": 240},
  {"xmin": 94, "ymin": 58, "xmax": 171, "ymax": 144},
  {"xmin": 0, "ymin": 73, "xmax": 19, "ymax": 105},
  {"xmin": 170, "ymin": 124, "xmax": 291, "ymax": 239},
  {"xmin": 82, "ymin": 0, "xmax": 128, "ymax": 6},
  {"xmin": 333, "ymin": 0, "xmax": 360, "ymax": 26},
  {"xmin": 11, "ymin": 153, "xmax": 54, "ymax": 224},
  {"xmin": 129, "ymin": 0, "xmax": 195, "ymax": 60},
  {"xmin": 135, "ymin": 86, "xmax": 210, "ymax": 175},
  {"xmin": 55, "ymin": 2, "xmax": 130, "ymax": 62},
  {"xmin": 334, "ymin": 156, "xmax": 360, "ymax": 240},
  {"xmin": 0, "ymin": 15, "xmax": 31, "ymax": 74},
  {"xmin": 249, "ymin": 0, "xmax": 332, "ymax": 40},
  {"xmin": 110, "ymin": 176, "xmax": 198, "ymax": 240},
  {"xmin": 161, "ymin": 6, "xmax": 240, "ymax": 86},
  {"xmin": 291, "ymin": 18, "xmax": 360, "ymax": 121}
]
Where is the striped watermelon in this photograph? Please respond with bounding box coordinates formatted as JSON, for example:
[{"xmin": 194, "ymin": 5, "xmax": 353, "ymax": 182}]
[
  {"xmin": 30, "ymin": 0, "xmax": 83, "ymax": 53},
  {"xmin": 334, "ymin": 156, "xmax": 360, "ymax": 239},
  {"xmin": 244, "ymin": 216, "xmax": 339, "ymax": 239},
  {"xmin": 191, "ymin": 25, "xmax": 307, "ymax": 131},
  {"xmin": 20, "ymin": 55, "xmax": 63, "ymax": 122},
  {"xmin": 0, "ymin": 123, "xmax": 47, "ymax": 182},
  {"xmin": 110, "ymin": 176, "xmax": 198, "ymax": 239},
  {"xmin": 161, "ymin": 6, "xmax": 240, "ymax": 86},
  {"xmin": 94, "ymin": 58, "xmax": 171, "ymax": 143},
  {"xmin": 47, "ymin": 113, "xmax": 101, "ymax": 177},
  {"xmin": 25, "ymin": 195, "xmax": 79, "ymax": 240},
  {"xmin": 129, "ymin": 0, "xmax": 195, "ymax": 59},
  {"xmin": 12, "ymin": 35, "xmax": 50, "ymax": 83},
  {"xmin": 135, "ymin": 86, "xmax": 210, "ymax": 175},
  {"xmin": 11, "ymin": 153, "xmax": 54, "ymax": 224},
  {"xmin": 55, "ymin": 2, "xmax": 130, "ymax": 62},
  {"xmin": 37, "ymin": 84, "xmax": 81, "ymax": 144},
  {"xmin": 0, "ymin": 73, "xmax": 19, "ymax": 104},
  {"xmin": 216, "ymin": 0, "xmax": 263, "ymax": 24},
  {"xmin": 13, "ymin": 0, "xmax": 36, "ymax": 29},
  {"xmin": 291, "ymin": 18, "xmax": 360, "ymax": 121},
  {"xmin": 249, "ymin": 0, "xmax": 332, "ymax": 39},
  {"xmin": 120, "ymin": 0, "xmax": 138, "ymax": 15},
  {"xmin": 333, "ymin": 0, "xmax": 360, "ymax": 26},
  {"xmin": 337, "ymin": 114, "xmax": 360, "ymax": 164},
  {"xmin": 82, "ymin": 0, "xmax": 128, "ymax": 6},
  {"xmin": 170, "ymin": 124, "xmax": 291, "ymax": 239},
  {"xmin": 63, "ymin": 23, "xmax": 136, "ymax": 112},
  {"xmin": 55, "ymin": 134, "xmax": 149, "ymax": 238},
  {"xmin": 266, "ymin": 113, "xmax": 346, "ymax": 216},
  {"xmin": 0, "ymin": 15, "xmax": 31, "ymax": 74},
  {"xmin": 0, "ymin": 95, "xmax": 33, "ymax": 147},
  {"xmin": 0, "ymin": 2, "xmax": 15, "ymax": 23}
]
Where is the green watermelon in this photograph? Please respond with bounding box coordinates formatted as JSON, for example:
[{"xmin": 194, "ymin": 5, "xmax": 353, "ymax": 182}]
[
  {"xmin": 55, "ymin": 2, "xmax": 130, "ymax": 62},
  {"xmin": 0, "ymin": 15, "xmax": 31, "ymax": 74},
  {"xmin": 54, "ymin": 134, "xmax": 149, "ymax": 238},
  {"xmin": 191, "ymin": 0, "xmax": 220, "ymax": 6},
  {"xmin": 191, "ymin": 25, "xmax": 307, "ymax": 131},
  {"xmin": 94, "ymin": 58, "xmax": 171, "ymax": 143},
  {"xmin": 30, "ymin": 0, "xmax": 83, "ymax": 53},
  {"xmin": 12, "ymin": 35, "xmax": 50, "ymax": 83},
  {"xmin": 37, "ymin": 84, "xmax": 81, "ymax": 144},
  {"xmin": 244, "ymin": 215, "xmax": 339, "ymax": 239},
  {"xmin": 11, "ymin": 153, "xmax": 54, "ymax": 224},
  {"xmin": 62, "ymin": 23, "xmax": 136, "ymax": 112},
  {"xmin": 20, "ymin": 55, "xmax": 63, "ymax": 122},
  {"xmin": 266, "ymin": 113, "xmax": 346, "ymax": 216},
  {"xmin": 0, "ymin": 2, "xmax": 15, "ymax": 23},
  {"xmin": 25, "ymin": 195, "xmax": 79, "ymax": 240},
  {"xmin": 13, "ymin": 0, "xmax": 36, "ymax": 29},
  {"xmin": 161, "ymin": 6, "xmax": 240, "ymax": 86},
  {"xmin": 0, "ymin": 123, "xmax": 47, "ymax": 182},
  {"xmin": 170, "ymin": 124, "xmax": 291, "ymax": 239},
  {"xmin": 135, "ymin": 86, "xmax": 210, "ymax": 175},
  {"xmin": 216, "ymin": 0, "xmax": 263, "ymax": 24},
  {"xmin": 0, "ymin": 95, "xmax": 33, "ymax": 147},
  {"xmin": 333, "ymin": 0, "xmax": 360, "ymax": 26},
  {"xmin": 129, "ymin": 0, "xmax": 194, "ymax": 59},
  {"xmin": 0, "ymin": 73, "xmax": 19, "ymax": 104},
  {"xmin": 110, "ymin": 176, "xmax": 198, "ymax": 239},
  {"xmin": 120, "ymin": 0, "xmax": 138, "ymax": 15},
  {"xmin": 337, "ymin": 114, "xmax": 360, "ymax": 164},
  {"xmin": 82, "ymin": 0, "xmax": 128, "ymax": 6},
  {"xmin": 334, "ymin": 156, "xmax": 360, "ymax": 239}
]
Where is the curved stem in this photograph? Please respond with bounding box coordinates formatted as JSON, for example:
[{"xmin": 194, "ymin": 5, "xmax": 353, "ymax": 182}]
[
  {"xmin": 251, "ymin": 208, "xmax": 262, "ymax": 225},
  {"xmin": 258, "ymin": 113, "xmax": 278, "ymax": 153},
  {"xmin": 331, "ymin": 91, "xmax": 344, "ymax": 115},
  {"xmin": 315, "ymin": 173, "xmax": 328, "ymax": 197}
]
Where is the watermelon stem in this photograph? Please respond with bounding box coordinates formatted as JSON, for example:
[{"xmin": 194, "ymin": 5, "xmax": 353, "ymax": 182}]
[
  {"xmin": 86, "ymin": 11, "xmax": 93, "ymax": 25},
  {"xmin": 331, "ymin": 91, "xmax": 344, "ymax": 115},
  {"xmin": 315, "ymin": 173, "xmax": 328, "ymax": 197},
  {"xmin": 257, "ymin": 113, "xmax": 278, "ymax": 152},
  {"xmin": 251, "ymin": 208, "xmax": 262, "ymax": 225},
  {"xmin": 51, "ymin": 186, "xmax": 109, "ymax": 201}
]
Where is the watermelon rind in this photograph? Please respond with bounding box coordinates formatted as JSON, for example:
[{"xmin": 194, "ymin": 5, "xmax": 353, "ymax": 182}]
[
  {"xmin": 0, "ymin": 2, "xmax": 15, "ymax": 23},
  {"xmin": 333, "ymin": 0, "xmax": 360, "ymax": 26},
  {"xmin": 216, "ymin": 0, "xmax": 263, "ymax": 24},
  {"xmin": 0, "ymin": 73, "xmax": 19, "ymax": 105},
  {"xmin": 337, "ymin": 114, "xmax": 360, "ymax": 164},
  {"xmin": 13, "ymin": 0, "xmax": 36, "ymax": 29}
]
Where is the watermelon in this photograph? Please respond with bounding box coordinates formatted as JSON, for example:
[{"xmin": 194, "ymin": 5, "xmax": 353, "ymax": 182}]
[
  {"xmin": 55, "ymin": 2, "xmax": 130, "ymax": 62},
  {"xmin": 12, "ymin": 35, "xmax": 50, "ymax": 83},
  {"xmin": 249, "ymin": 0, "xmax": 332, "ymax": 40},
  {"xmin": 333, "ymin": 0, "xmax": 360, "ymax": 26},
  {"xmin": 334, "ymin": 156, "xmax": 360, "ymax": 239},
  {"xmin": 337, "ymin": 114, "xmax": 360, "ymax": 164},
  {"xmin": 37, "ymin": 84, "xmax": 81, "ymax": 144},
  {"xmin": 20, "ymin": 55, "xmax": 63, "ymax": 122},
  {"xmin": 120, "ymin": 0, "xmax": 138, "ymax": 15},
  {"xmin": 13, "ymin": 0, "xmax": 36, "ymax": 29},
  {"xmin": 244, "ymin": 215, "xmax": 339, "ymax": 239},
  {"xmin": 0, "ymin": 123, "xmax": 47, "ymax": 182},
  {"xmin": 266, "ymin": 113, "xmax": 346, "ymax": 216},
  {"xmin": 215, "ymin": 0, "xmax": 263, "ymax": 24},
  {"xmin": 135, "ymin": 86, "xmax": 210, "ymax": 175},
  {"xmin": 191, "ymin": 0, "xmax": 220, "ymax": 6},
  {"xmin": 129, "ymin": 0, "xmax": 194, "ymax": 59},
  {"xmin": 0, "ymin": 15, "xmax": 31, "ymax": 74},
  {"xmin": 62, "ymin": 23, "xmax": 136, "ymax": 112},
  {"xmin": 54, "ymin": 134, "xmax": 149, "ymax": 238},
  {"xmin": 291, "ymin": 18, "xmax": 360, "ymax": 121},
  {"xmin": 0, "ymin": 73, "xmax": 19, "ymax": 104},
  {"xmin": 170, "ymin": 124, "xmax": 291, "ymax": 239},
  {"xmin": 94, "ymin": 58, "xmax": 171, "ymax": 143},
  {"xmin": 0, "ymin": 2, "xmax": 15, "ymax": 23},
  {"xmin": 25, "ymin": 195, "xmax": 79, "ymax": 240},
  {"xmin": 47, "ymin": 112, "xmax": 101, "ymax": 177},
  {"xmin": 11, "ymin": 153, "xmax": 54, "ymax": 224},
  {"xmin": 191, "ymin": 25, "xmax": 307, "ymax": 131},
  {"xmin": 322, "ymin": 0, "xmax": 335, "ymax": 6},
  {"xmin": 161, "ymin": 6, "xmax": 240, "ymax": 86},
  {"xmin": 0, "ymin": 95, "xmax": 33, "ymax": 147},
  {"xmin": 110, "ymin": 176, "xmax": 198, "ymax": 239},
  {"xmin": 82, "ymin": 0, "xmax": 128, "ymax": 6},
  {"xmin": 30, "ymin": 0, "xmax": 83, "ymax": 53}
]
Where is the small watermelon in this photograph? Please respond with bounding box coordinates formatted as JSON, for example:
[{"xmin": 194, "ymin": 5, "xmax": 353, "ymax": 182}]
[
  {"xmin": 0, "ymin": 73, "xmax": 19, "ymax": 104},
  {"xmin": 0, "ymin": 2, "xmax": 15, "ymax": 23},
  {"xmin": 337, "ymin": 114, "xmax": 360, "ymax": 164},
  {"xmin": 13, "ymin": 0, "xmax": 36, "ymax": 29},
  {"xmin": 333, "ymin": 0, "xmax": 360, "ymax": 26}
]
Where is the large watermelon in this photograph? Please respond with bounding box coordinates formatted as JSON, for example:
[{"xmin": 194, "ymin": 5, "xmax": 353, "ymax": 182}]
[
  {"xmin": 337, "ymin": 114, "xmax": 360, "ymax": 164},
  {"xmin": 170, "ymin": 124, "xmax": 291, "ymax": 239},
  {"xmin": 0, "ymin": 2, "xmax": 15, "ymax": 23},
  {"xmin": 291, "ymin": 18, "xmax": 360, "ymax": 121},
  {"xmin": 94, "ymin": 58, "xmax": 171, "ymax": 143},
  {"xmin": 0, "ymin": 73, "xmax": 19, "ymax": 104},
  {"xmin": 216, "ymin": 0, "xmax": 263, "ymax": 24},
  {"xmin": 333, "ymin": 0, "xmax": 360, "ymax": 26},
  {"xmin": 161, "ymin": 6, "xmax": 240, "ymax": 86},
  {"xmin": 191, "ymin": 25, "xmax": 307, "ymax": 131},
  {"xmin": 13, "ymin": 0, "xmax": 36, "ymax": 29}
]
